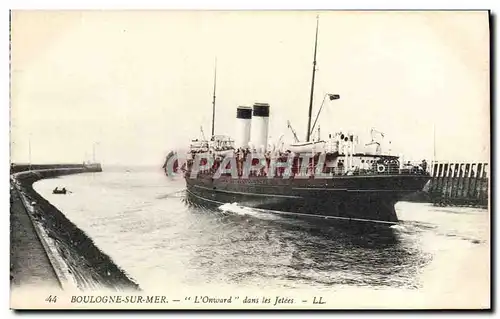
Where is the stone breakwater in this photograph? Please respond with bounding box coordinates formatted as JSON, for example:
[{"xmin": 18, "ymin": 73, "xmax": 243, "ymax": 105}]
[{"xmin": 10, "ymin": 166, "xmax": 140, "ymax": 292}]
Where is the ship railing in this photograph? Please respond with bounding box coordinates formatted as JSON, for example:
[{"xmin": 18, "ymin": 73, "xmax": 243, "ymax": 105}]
[
  {"xmin": 268, "ymin": 165, "xmax": 427, "ymax": 178},
  {"xmin": 184, "ymin": 159, "xmax": 430, "ymax": 178}
]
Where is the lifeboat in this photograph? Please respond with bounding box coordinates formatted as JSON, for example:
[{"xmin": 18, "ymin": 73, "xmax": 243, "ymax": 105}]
[
  {"xmin": 214, "ymin": 149, "xmax": 234, "ymax": 157},
  {"xmin": 286, "ymin": 141, "xmax": 326, "ymax": 153},
  {"xmin": 189, "ymin": 140, "xmax": 209, "ymax": 152}
]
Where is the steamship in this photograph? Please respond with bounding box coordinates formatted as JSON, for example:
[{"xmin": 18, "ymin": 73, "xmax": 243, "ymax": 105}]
[{"xmin": 164, "ymin": 17, "xmax": 430, "ymax": 224}]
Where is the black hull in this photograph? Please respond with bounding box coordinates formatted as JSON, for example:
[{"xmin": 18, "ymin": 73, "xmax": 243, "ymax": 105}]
[{"xmin": 184, "ymin": 174, "xmax": 430, "ymax": 224}]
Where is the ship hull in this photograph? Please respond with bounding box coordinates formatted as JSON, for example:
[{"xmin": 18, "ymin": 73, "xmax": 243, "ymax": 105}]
[{"xmin": 184, "ymin": 174, "xmax": 430, "ymax": 224}]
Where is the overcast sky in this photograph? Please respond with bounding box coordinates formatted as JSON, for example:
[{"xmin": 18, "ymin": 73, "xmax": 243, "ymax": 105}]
[{"xmin": 10, "ymin": 10, "xmax": 489, "ymax": 166}]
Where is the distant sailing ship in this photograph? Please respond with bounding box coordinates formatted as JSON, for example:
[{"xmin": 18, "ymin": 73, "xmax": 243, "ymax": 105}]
[{"xmin": 164, "ymin": 16, "xmax": 430, "ymax": 224}]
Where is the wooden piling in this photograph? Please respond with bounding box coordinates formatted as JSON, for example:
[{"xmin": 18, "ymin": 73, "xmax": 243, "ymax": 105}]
[
  {"xmin": 468, "ymin": 163, "xmax": 479, "ymax": 203},
  {"xmin": 476, "ymin": 165, "xmax": 485, "ymax": 202},
  {"xmin": 442, "ymin": 163, "xmax": 451, "ymax": 201},
  {"xmin": 436, "ymin": 163, "xmax": 445, "ymax": 195},
  {"xmin": 478, "ymin": 164, "xmax": 489, "ymax": 205},
  {"xmin": 447, "ymin": 163, "xmax": 457, "ymax": 198},
  {"xmin": 454, "ymin": 163, "xmax": 466, "ymax": 200},
  {"xmin": 430, "ymin": 162, "xmax": 439, "ymax": 193},
  {"xmin": 461, "ymin": 163, "xmax": 471, "ymax": 203}
]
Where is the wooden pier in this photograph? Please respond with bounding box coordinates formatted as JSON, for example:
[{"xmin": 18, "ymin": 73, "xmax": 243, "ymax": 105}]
[{"xmin": 427, "ymin": 161, "xmax": 489, "ymax": 207}]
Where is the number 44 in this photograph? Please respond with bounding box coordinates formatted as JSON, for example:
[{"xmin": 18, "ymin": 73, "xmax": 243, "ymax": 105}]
[{"xmin": 45, "ymin": 295, "xmax": 58, "ymax": 303}]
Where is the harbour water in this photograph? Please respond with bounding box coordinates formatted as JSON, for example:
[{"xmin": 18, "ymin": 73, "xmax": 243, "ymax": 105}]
[{"xmin": 33, "ymin": 167, "xmax": 490, "ymax": 308}]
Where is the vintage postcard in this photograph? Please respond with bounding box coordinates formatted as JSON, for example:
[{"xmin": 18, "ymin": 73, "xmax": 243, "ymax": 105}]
[{"xmin": 9, "ymin": 10, "xmax": 490, "ymax": 310}]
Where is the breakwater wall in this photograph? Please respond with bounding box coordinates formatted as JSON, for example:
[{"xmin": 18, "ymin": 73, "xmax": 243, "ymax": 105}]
[
  {"xmin": 11, "ymin": 163, "xmax": 102, "ymax": 174},
  {"xmin": 10, "ymin": 165, "xmax": 140, "ymax": 292},
  {"xmin": 425, "ymin": 161, "xmax": 489, "ymax": 207}
]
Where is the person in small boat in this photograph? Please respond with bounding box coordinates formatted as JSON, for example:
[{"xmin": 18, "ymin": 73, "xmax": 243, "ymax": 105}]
[{"xmin": 53, "ymin": 187, "xmax": 68, "ymax": 194}]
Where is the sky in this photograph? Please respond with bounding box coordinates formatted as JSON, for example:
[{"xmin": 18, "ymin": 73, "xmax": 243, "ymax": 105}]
[{"xmin": 10, "ymin": 10, "xmax": 490, "ymax": 166}]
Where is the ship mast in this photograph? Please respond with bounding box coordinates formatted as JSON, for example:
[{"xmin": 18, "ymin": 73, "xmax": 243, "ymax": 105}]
[
  {"xmin": 211, "ymin": 58, "xmax": 217, "ymax": 139},
  {"xmin": 306, "ymin": 16, "xmax": 319, "ymax": 142}
]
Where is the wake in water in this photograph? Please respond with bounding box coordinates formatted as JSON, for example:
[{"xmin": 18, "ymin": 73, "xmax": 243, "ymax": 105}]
[
  {"xmin": 156, "ymin": 190, "xmax": 186, "ymax": 200},
  {"xmin": 390, "ymin": 224, "xmax": 408, "ymax": 232},
  {"xmin": 218, "ymin": 202, "xmax": 283, "ymax": 221},
  {"xmin": 216, "ymin": 202, "xmax": 399, "ymax": 244}
]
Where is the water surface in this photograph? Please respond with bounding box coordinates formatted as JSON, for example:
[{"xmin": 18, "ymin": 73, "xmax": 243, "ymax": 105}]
[{"xmin": 33, "ymin": 167, "xmax": 490, "ymax": 307}]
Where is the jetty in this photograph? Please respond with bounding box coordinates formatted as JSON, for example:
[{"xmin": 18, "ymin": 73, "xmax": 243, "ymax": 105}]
[
  {"xmin": 10, "ymin": 162, "xmax": 102, "ymax": 174},
  {"xmin": 10, "ymin": 162, "xmax": 139, "ymax": 302},
  {"xmin": 401, "ymin": 160, "xmax": 489, "ymax": 208},
  {"xmin": 425, "ymin": 161, "xmax": 489, "ymax": 207}
]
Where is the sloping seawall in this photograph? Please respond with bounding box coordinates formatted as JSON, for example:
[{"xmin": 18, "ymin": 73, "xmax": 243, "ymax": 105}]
[{"xmin": 10, "ymin": 164, "xmax": 140, "ymax": 292}]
